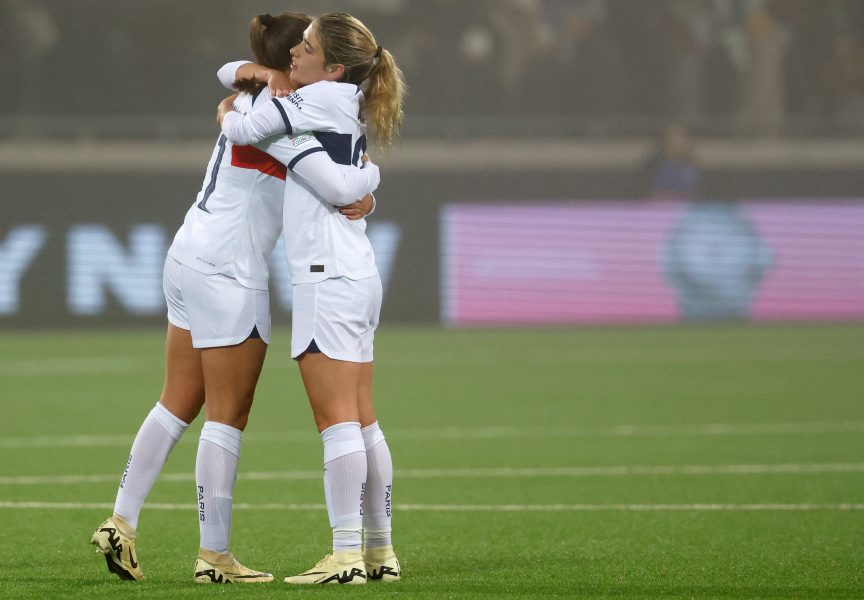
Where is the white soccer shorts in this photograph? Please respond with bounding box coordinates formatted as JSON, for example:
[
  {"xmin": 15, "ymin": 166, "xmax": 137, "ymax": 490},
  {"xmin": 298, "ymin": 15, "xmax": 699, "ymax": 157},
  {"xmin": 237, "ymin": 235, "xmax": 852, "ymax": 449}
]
[
  {"xmin": 290, "ymin": 274, "xmax": 382, "ymax": 363},
  {"xmin": 163, "ymin": 256, "xmax": 271, "ymax": 348}
]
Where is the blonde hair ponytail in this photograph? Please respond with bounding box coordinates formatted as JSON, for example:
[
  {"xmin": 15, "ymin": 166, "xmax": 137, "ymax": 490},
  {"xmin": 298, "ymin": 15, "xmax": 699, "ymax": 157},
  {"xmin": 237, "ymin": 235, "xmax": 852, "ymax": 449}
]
[
  {"xmin": 362, "ymin": 48, "xmax": 405, "ymax": 147},
  {"xmin": 315, "ymin": 13, "xmax": 407, "ymax": 148}
]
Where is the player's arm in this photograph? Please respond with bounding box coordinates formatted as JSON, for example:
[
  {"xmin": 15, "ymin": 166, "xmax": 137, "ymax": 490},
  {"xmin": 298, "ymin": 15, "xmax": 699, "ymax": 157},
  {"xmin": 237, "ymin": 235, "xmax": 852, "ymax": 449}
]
[
  {"xmin": 216, "ymin": 59, "xmax": 299, "ymax": 145},
  {"xmin": 217, "ymin": 60, "xmax": 293, "ymax": 96},
  {"xmin": 262, "ymin": 134, "xmax": 380, "ymax": 207},
  {"xmin": 217, "ymin": 93, "xmax": 287, "ymax": 145},
  {"xmin": 339, "ymin": 193, "xmax": 376, "ymax": 219},
  {"xmin": 216, "ymin": 60, "xmax": 251, "ymax": 90},
  {"xmin": 339, "ymin": 153, "xmax": 377, "ymax": 217},
  {"xmin": 218, "ymin": 80, "xmax": 343, "ymax": 146},
  {"xmin": 293, "ymin": 153, "xmax": 380, "ymax": 207}
]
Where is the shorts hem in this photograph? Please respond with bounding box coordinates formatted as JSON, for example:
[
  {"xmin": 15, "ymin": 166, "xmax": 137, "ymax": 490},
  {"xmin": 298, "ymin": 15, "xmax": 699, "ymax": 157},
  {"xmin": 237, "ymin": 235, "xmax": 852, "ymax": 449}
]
[
  {"xmin": 193, "ymin": 329, "xmax": 271, "ymax": 349},
  {"xmin": 166, "ymin": 313, "xmax": 189, "ymax": 331},
  {"xmin": 290, "ymin": 337, "xmax": 372, "ymax": 363}
]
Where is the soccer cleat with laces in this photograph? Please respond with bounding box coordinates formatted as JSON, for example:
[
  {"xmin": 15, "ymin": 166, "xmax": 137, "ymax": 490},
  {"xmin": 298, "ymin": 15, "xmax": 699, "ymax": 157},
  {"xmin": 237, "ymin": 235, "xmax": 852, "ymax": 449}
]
[
  {"xmin": 193, "ymin": 548, "xmax": 274, "ymax": 583},
  {"xmin": 91, "ymin": 515, "xmax": 144, "ymax": 581},
  {"xmin": 283, "ymin": 550, "xmax": 367, "ymax": 585},
  {"xmin": 364, "ymin": 545, "xmax": 401, "ymax": 582}
]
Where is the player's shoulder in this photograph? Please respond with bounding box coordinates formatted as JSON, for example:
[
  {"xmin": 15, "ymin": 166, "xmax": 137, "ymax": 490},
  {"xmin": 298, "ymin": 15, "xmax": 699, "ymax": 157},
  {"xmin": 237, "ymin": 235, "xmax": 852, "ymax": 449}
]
[
  {"xmin": 233, "ymin": 90, "xmax": 261, "ymax": 112},
  {"xmin": 301, "ymin": 80, "xmax": 360, "ymax": 97},
  {"xmin": 285, "ymin": 81, "xmax": 361, "ymax": 108}
]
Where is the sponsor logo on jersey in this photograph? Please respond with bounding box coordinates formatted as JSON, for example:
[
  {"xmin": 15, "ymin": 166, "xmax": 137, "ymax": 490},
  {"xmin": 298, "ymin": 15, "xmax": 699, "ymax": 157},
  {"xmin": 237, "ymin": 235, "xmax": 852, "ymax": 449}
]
[
  {"xmin": 290, "ymin": 134, "xmax": 316, "ymax": 148},
  {"xmin": 285, "ymin": 92, "xmax": 304, "ymax": 111}
]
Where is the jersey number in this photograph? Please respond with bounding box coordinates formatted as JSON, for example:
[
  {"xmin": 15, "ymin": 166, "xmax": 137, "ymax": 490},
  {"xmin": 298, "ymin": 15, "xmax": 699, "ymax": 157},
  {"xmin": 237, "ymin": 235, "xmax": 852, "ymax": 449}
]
[{"xmin": 198, "ymin": 134, "xmax": 228, "ymax": 213}]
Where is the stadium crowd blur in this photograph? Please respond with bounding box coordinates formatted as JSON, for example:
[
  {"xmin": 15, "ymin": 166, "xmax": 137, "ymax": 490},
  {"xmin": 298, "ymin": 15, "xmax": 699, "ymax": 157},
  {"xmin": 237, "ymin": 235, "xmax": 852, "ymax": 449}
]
[{"xmin": 2, "ymin": 0, "xmax": 863, "ymax": 138}]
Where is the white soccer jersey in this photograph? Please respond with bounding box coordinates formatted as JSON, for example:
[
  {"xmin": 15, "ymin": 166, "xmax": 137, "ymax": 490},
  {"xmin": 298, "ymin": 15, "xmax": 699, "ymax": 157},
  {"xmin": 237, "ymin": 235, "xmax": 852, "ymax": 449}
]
[
  {"xmin": 168, "ymin": 74, "xmax": 378, "ymax": 290},
  {"xmin": 220, "ymin": 71, "xmax": 379, "ymax": 284}
]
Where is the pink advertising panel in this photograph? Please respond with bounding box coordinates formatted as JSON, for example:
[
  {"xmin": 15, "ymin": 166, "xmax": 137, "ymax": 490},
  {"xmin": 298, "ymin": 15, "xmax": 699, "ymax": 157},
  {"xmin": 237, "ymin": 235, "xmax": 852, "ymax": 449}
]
[{"xmin": 440, "ymin": 200, "xmax": 864, "ymax": 326}]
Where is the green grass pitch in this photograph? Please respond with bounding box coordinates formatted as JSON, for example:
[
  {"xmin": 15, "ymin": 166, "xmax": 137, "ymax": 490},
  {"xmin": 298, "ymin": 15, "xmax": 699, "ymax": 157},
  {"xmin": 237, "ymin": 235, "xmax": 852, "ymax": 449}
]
[{"xmin": 0, "ymin": 323, "xmax": 862, "ymax": 598}]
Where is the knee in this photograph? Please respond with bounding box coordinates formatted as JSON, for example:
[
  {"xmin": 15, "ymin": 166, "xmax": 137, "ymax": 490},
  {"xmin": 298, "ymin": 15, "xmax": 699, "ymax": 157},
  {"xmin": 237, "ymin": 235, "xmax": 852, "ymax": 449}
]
[
  {"xmin": 159, "ymin": 393, "xmax": 204, "ymax": 424},
  {"xmin": 313, "ymin": 406, "xmax": 360, "ymax": 432},
  {"xmin": 205, "ymin": 400, "xmax": 252, "ymax": 431}
]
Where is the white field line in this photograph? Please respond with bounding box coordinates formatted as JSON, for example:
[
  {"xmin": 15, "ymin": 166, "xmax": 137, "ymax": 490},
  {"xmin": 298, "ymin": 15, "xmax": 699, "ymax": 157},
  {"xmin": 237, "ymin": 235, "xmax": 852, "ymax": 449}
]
[
  {"xmin": 1, "ymin": 501, "xmax": 862, "ymax": 512},
  {"xmin": 4, "ymin": 420, "xmax": 864, "ymax": 449},
  {"xmin": 2, "ymin": 462, "xmax": 863, "ymax": 486},
  {"xmin": 0, "ymin": 356, "xmax": 139, "ymax": 376},
  {"xmin": 0, "ymin": 432, "xmax": 316, "ymax": 449}
]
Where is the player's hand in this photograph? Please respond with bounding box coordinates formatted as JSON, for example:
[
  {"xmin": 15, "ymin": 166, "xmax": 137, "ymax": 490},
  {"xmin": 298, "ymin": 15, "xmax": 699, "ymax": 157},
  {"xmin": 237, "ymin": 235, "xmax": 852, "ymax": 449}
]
[
  {"xmin": 266, "ymin": 69, "xmax": 294, "ymax": 97},
  {"xmin": 340, "ymin": 194, "xmax": 374, "ymax": 220},
  {"xmin": 216, "ymin": 94, "xmax": 238, "ymax": 125}
]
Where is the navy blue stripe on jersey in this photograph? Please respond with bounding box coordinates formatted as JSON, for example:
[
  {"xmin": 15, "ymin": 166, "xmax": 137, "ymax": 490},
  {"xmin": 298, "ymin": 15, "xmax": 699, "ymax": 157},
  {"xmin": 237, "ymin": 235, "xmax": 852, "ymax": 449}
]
[
  {"xmin": 252, "ymin": 86, "xmax": 267, "ymax": 106},
  {"xmin": 313, "ymin": 132, "xmax": 353, "ymax": 165},
  {"xmin": 287, "ymin": 147, "xmax": 326, "ymax": 171},
  {"xmin": 352, "ymin": 135, "xmax": 368, "ymax": 167},
  {"xmin": 272, "ymin": 99, "xmax": 293, "ymax": 135},
  {"xmin": 197, "ymin": 134, "xmax": 228, "ymax": 213}
]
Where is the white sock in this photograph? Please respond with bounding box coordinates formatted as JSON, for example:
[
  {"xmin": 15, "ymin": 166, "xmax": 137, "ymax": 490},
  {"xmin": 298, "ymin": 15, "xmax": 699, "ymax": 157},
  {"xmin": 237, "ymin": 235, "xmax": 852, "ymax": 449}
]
[
  {"xmin": 321, "ymin": 422, "xmax": 366, "ymax": 553},
  {"xmin": 196, "ymin": 421, "xmax": 242, "ymax": 554},
  {"xmin": 113, "ymin": 402, "xmax": 188, "ymax": 529},
  {"xmin": 361, "ymin": 421, "xmax": 393, "ymax": 549}
]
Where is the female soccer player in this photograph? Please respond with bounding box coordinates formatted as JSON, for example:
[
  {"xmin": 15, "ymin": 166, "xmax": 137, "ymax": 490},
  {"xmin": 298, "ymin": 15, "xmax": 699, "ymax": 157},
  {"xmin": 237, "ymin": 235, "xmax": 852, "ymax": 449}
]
[
  {"xmin": 216, "ymin": 12, "xmax": 406, "ymax": 585},
  {"xmin": 90, "ymin": 12, "xmax": 381, "ymax": 584}
]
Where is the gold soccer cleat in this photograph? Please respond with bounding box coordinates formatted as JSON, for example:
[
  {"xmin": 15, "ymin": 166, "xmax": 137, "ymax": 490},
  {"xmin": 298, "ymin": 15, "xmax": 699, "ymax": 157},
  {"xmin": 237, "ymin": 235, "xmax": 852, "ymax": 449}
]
[
  {"xmin": 283, "ymin": 550, "xmax": 367, "ymax": 585},
  {"xmin": 364, "ymin": 545, "xmax": 401, "ymax": 582},
  {"xmin": 91, "ymin": 515, "xmax": 144, "ymax": 581},
  {"xmin": 193, "ymin": 548, "xmax": 274, "ymax": 583}
]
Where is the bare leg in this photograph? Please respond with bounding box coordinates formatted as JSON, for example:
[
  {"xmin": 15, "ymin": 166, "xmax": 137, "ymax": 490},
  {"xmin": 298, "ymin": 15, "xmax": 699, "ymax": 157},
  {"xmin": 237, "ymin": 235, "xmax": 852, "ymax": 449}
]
[
  {"xmin": 298, "ymin": 352, "xmax": 363, "ymax": 432},
  {"xmin": 200, "ymin": 337, "xmax": 268, "ymax": 430},
  {"xmin": 159, "ymin": 324, "xmax": 205, "ymax": 422},
  {"xmin": 357, "ymin": 362, "xmax": 376, "ymax": 427}
]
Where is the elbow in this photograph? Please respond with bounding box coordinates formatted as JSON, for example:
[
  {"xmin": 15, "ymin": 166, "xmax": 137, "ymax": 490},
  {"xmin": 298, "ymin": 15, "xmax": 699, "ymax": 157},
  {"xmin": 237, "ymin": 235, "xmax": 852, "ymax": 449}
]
[
  {"xmin": 308, "ymin": 171, "xmax": 358, "ymax": 205},
  {"xmin": 221, "ymin": 128, "xmax": 253, "ymax": 146},
  {"xmin": 317, "ymin": 176, "xmax": 360, "ymax": 206},
  {"xmin": 219, "ymin": 115, "xmax": 257, "ymax": 146},
  {"xmin": 329, "ymin": 182, "xmax": 359, "ymax": 206},
  {"xmin": 216, "ymin": 67, "xmax": 235, "ymax": 90}
]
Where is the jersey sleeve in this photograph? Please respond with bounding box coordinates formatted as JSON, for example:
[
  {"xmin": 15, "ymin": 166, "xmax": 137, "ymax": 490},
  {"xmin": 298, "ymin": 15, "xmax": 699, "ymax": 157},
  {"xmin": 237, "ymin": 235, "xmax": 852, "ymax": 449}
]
[
  {"xmin": 221, "ymin": 81, "xmax": 353, "ymax": 146},
  {"xmin": 221, "ymin": 100, "xmax": 288, "ymax": 145},
  {"xmin": 217, "ymin": 61, "xmax": 251, "ymax": 90},
  {"xmin": 261, "ymin": 133, "xmax": 379, "ymax": 206}
]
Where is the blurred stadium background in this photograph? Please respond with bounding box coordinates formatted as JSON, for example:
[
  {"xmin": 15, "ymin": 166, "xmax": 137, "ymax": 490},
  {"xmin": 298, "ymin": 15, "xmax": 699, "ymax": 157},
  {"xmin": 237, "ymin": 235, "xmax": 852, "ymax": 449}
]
[{"xmin": 2, "ymin": 0, "xmax": 863, "ymax": 328}]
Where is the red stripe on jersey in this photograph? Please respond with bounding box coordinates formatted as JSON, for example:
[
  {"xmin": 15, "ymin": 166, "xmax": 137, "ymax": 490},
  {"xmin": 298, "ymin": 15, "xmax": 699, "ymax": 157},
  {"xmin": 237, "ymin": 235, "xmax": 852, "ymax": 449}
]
[{"xmin": 231, "ymin": 145, "xmax": 287, "ymax": 181}]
